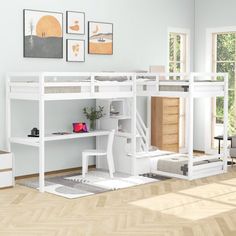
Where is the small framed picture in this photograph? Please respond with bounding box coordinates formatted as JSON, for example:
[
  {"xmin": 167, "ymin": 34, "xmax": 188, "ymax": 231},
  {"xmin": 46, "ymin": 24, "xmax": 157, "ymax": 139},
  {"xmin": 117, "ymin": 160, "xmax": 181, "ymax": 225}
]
[
  {"xmin": 66, "ymin": 39, "xmax": 85, "ymax": 62},
  {"xmin": 88, "ymin": 21, "xmax": 113, "ymax": 55},
  {"xmin": 66, "ymin": 11, "xmax": 85, "ymax": 35}
]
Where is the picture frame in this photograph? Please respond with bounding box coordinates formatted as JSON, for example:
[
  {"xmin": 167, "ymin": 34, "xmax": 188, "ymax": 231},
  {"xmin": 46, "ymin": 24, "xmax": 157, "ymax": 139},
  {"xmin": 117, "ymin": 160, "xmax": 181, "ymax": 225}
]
[
  {"xmin": 23, "ymin": 9, "xmax": 63, "ymax": 58},
  {"xmin": 88, "ymin": 21, "xmax": 113, "ymax": 55},
  {"xmin": 66, "ymin": 11, "xmax": 85, "ymax": 35},
  {"xmin": 66, "ymin": 39, "xmax": 85, "ymax": 62}
]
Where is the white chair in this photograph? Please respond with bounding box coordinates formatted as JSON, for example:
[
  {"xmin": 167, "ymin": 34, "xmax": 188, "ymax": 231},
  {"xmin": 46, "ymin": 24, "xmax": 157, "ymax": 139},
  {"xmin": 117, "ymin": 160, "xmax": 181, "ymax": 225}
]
[{"xmin": 82, "ymin": 130, "xmax": 115, "ymax": 178}]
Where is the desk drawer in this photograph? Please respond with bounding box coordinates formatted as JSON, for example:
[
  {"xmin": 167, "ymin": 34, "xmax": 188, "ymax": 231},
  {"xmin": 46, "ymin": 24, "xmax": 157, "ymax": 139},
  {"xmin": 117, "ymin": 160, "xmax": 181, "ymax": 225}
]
[
  {"xmin": 163, "ymin": 98, "xmax": 179, "ymax": 107},
  {"xmin": 0, "ymin": 171, "xmax": 13, "ymax": 188},
  {"xmin": 163, "ymin": 124, "xmax": 178, "ymax": 135},
  {"xmin": 162, "ymin": 144, "xmax": 179, "ymax": 152},
  {"xmin": 162, "ymin": 134, "xmax": 178, "ymax": 144},
  {"xmin": 0, "ymin": 153, "xmax": 12, "ymax": 170},
  {"xmin": 163, "ymin": 106, "xmax": 179, "ymax": 115},
  {"xmin": 163, "ymin": 114, "xmax": 179, "ymax": 124}
]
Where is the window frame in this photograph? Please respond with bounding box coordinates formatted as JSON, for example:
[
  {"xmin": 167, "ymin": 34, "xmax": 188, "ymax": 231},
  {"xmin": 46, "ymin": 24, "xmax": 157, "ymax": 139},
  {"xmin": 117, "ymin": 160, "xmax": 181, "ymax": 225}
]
[
  {"xmin": 167, "ymin": 28, "xmax": 190, "ymax": 152},
  {"xmin": 167, "ymin": 28, "xmax": 190, "ymax": 74},
  {"xmin": 211, "ymin": 32, "xmax": 236, "ymax": 148},
  {"xmin": 205, "ymin": 26, "xmax": 236, "ymax": 154}
]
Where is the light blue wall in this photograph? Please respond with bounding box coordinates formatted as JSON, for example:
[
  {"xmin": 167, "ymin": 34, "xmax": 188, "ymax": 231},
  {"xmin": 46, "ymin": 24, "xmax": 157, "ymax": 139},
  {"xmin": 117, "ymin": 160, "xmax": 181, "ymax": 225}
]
[{"xmin": 0, "ymin": 0, "xmax": 194, "ymax": 175}]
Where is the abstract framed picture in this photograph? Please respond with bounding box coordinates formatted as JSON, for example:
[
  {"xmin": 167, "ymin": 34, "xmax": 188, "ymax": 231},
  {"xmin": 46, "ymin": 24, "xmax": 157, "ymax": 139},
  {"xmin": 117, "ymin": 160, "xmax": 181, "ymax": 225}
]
[
  {"xmin": 23, "ymin": 9, "xmax": 63, "ymax": 58},
  {"xmin": 88, "ymin": 21, "xmax": 113, "ymax": 55},
  {"xmin": 66, "ymin": 39, "xmax": 85, "ymax": 62},
  {"xmin": 66, "ymin": 11, "xmax": 85, "ymax": 35}
]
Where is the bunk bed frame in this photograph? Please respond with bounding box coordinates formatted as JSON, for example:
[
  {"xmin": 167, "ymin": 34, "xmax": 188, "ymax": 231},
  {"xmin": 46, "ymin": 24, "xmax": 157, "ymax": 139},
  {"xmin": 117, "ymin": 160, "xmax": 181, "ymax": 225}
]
[
  {"xmin": 142, "ymin": 72, "xmax": 228, "ymax": 180},
  {"xmin": 6, "ymin": 72, "xmax": 228, "ymax": 192}
]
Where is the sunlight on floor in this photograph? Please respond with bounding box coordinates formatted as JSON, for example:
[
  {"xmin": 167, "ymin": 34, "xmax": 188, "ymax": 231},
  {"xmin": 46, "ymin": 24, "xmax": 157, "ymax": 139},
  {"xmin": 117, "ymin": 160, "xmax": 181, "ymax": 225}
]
[
  {"xmin": 180, "ymin": 183, "xmax": 236, "ymax": 198},
  {"xmin": 130, "ymin": 179, "xmax": 236, "ymax": 221},
  {"xmin": 220, "ymin": 178, "xmax": 236, "ymax": 186},
  {"xmin": 130, "ymin": 193, "xmax": 199, "ymax": 212},
  {"xmin": 162, "ymin": 200, "xmax": 234, "ymax": 220},
  {"xmin": 213, "ymin": 192, "xmax": 236, "ymax": 205}
]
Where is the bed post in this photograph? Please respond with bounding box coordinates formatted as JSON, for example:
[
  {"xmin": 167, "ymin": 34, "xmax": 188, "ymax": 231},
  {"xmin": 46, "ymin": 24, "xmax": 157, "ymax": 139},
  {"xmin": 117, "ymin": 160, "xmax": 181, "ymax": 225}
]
[
  {"xmin": 6, "ymin": 74, "xmax": 11, "ymax": 153},
  {"xmin": 147, "ymin": 96, "xmax": 151, "ymax": 147},
  {"xmin": 131, "ymin": 74, "xmax": 137, "ymax": 175},
  {"xmin": 223, "ymin": 73, "xmax": 228, "ymax": 172},
  {"xmin": 39, "ymin": 73, "xmax": 45, "ymax": 193},
  {"xmin": 188, "ymin": 73, "xmax": 194, "ymax": 180},
  {"xmin": 91, "ymin": 73, "xmax": 95, "ymax": 96}
]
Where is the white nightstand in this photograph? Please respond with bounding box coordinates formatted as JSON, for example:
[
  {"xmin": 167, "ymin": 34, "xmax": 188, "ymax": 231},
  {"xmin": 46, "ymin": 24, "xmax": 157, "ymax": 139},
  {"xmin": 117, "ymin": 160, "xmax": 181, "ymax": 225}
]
[{"xmin": 0, "ymin": 151, "xmax": 14, "ymax": 189}]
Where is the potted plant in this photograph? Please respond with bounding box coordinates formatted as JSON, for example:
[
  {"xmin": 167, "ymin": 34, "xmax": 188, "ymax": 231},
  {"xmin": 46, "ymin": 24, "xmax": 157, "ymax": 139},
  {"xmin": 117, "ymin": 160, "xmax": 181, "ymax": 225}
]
[{"xmin": 83, "ymin": 106, "xmax": 105, "ymax": 130}]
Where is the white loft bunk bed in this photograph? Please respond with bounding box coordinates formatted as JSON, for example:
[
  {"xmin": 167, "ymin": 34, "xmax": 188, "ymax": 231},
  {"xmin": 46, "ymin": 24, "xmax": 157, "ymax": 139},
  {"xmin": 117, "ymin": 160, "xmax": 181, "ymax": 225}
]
[
  {"xmin": 6, "ymin": 72, "xmax": 228, "ymax": 192},
  {"xmin": 142, "ymin": 72, "xmax": 228, "ymax": 180}
]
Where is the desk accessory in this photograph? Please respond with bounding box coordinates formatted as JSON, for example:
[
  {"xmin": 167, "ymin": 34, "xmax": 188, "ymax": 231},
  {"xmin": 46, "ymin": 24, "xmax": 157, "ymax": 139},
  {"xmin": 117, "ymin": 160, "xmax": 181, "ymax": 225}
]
[
  {"xmin": 28, "ymin": 127, "xmax": 39, "ymax": 137},
  {"xmin": 73, "ymin": 123, "xmax": 88, "ymax": 133}
]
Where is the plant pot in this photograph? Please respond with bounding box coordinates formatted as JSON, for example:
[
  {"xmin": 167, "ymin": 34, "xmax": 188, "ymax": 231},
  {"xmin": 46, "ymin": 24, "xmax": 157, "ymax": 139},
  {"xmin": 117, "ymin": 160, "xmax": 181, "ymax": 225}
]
[{"xmin": 90, "ymin": 120, "xmax": 96, "ymax": 131}]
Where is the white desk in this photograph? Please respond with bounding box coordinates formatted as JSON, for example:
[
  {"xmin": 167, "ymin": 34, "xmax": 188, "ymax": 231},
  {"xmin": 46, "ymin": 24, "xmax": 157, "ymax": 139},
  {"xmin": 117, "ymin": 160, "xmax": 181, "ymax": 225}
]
[
  {"xmin": 10, "ymin": 130, "xmax": 110, "ymax": 147},
  {"xmin": 10, "ymin": 130, "xmax": 111, "ymax": 192}
]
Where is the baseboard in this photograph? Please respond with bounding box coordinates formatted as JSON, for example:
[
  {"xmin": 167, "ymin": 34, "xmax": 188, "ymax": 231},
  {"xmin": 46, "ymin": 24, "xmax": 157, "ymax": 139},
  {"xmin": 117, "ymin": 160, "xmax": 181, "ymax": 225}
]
[
  {"xmin": 15, "ymin": 165, "xmax": 96, "ymax": 180},
  {"xmin": 0, "ymin": 186, "xmax": 13, "ymax": 190}
]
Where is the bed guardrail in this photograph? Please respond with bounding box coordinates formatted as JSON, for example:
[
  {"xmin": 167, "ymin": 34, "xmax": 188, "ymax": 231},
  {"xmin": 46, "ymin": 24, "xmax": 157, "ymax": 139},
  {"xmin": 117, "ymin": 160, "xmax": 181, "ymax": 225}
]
[{"xmin": 7, "ymin": 72, "xmax": 228, "ymax": 100}]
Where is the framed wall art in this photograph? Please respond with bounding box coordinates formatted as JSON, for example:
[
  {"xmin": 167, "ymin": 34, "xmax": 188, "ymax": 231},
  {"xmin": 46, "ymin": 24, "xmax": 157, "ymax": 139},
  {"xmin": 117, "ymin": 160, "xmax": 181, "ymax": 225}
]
[
  {"xmin": 66, "ymin": 11, "xmax": 85, "ymax": 35},
  {"xmin": 88, "ymin": 21, "xmax": 113, "ymax": 55},
  {"xmin": 23, "ymin": 9, "xmax": 63, "ymax": 58},
  {"xmin": 66, "ymin": 39, "xmax": 85, "ymax": 62}
]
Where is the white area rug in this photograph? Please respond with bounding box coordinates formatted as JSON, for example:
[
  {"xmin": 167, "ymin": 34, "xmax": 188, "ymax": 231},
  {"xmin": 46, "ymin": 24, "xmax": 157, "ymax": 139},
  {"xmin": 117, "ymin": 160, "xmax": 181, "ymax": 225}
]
[
  {"xmin": 65, "ymin": 171, "xmax": 157, "ymax": 190},
  {"xmin": 22, "ymin": 170, "xmax": 169, "ymax": 199}
]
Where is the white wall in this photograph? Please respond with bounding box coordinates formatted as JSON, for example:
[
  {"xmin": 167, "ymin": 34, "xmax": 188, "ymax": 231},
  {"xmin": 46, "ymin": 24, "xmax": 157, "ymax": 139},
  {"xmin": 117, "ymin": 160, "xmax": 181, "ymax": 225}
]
[
  {"xmin": 194, "ymin": 0, "xmax": 236, "ymax": 151},
  {"xmin": 0, "ymin": 0, "xmax": 194, "ymax": 176}
]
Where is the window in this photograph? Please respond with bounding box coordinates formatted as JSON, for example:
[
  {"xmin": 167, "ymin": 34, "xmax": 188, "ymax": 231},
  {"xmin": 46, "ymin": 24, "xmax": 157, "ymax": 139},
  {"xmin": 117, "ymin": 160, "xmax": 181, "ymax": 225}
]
[
  {"xmin": 168, "ymin": 31, "xmax": 188, "ymax": 149},
  {"xmin": 212, "ymin": 33, "xmax": 236, "ymax": 148},
  {"xmin": 169, "ymin": 32, "xmax": 187, "ymax": 80}
]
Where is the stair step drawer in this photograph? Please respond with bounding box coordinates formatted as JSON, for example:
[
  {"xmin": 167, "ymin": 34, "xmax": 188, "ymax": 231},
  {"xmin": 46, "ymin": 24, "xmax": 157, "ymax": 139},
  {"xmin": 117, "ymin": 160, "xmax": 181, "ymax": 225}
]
[
  {"xmin": 163, "ymin": 98, "xmax": 179, "ymax": 107},
  {"xmin": 163, "ymin": 124, "xmax": 178, "ymax": 134},
  {"xmin": 0, "ymin": 171, "xmax": 13, "ymax": 188},
  {"xmin": 163, "ymin": 114, "xmax": 179, "ymax": 124},
  {"xmin": 162, "ymin": 134, "xmax": 178, "ymax": 144},
  {"xmin": 0, "ymin": 153, "xmax": 12, "ymax": 170}
]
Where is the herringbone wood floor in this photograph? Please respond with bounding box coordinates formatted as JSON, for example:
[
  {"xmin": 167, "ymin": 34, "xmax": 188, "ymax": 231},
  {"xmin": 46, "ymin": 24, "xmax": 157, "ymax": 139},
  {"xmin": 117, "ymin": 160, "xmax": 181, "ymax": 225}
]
[{"xmin": 2, "ymin": 168, "xmax": 236, "ymax": 236}]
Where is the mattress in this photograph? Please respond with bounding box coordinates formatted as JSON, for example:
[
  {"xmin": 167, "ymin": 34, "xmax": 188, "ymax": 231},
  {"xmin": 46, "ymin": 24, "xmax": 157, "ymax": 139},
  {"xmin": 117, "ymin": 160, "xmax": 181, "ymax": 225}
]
[
  {"xmin": 95, "ymin": 76, "xmax": 128, "ymax": 82},
  {"xmin": 45, "ymin": 86, "xmax": 82, "ymax": 93},
  {"xmin": 156, "ymin": 156, "xmax": 221, "ymax": 176}
]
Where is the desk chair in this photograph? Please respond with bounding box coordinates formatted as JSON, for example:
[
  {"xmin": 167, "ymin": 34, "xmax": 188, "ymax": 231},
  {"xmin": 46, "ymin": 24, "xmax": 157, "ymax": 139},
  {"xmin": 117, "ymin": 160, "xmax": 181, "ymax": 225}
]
[
  {"xmin": 82, "ymin": 130, "xmax": 115, "ymax": 178},
  {"xmin": 230, "ymin": 135, "xmax": 236, "ymax": 166}
]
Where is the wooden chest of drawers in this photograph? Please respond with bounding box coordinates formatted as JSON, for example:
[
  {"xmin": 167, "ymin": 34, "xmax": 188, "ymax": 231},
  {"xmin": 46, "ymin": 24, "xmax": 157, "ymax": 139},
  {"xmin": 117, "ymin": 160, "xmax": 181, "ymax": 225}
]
[
  {"xmin": 151, "ymin": 97, "xmax": 179, "ymax": 152},
  {"xmin": 0, "ymin": 151, "xmax": 14, "ymax": 189}
]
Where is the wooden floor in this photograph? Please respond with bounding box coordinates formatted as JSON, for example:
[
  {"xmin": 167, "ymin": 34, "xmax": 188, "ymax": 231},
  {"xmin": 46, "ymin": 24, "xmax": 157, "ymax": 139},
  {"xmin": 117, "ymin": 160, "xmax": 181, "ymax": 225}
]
[{"xmin": 2, "ymin": 168, "xmax": 236, "ymax": 236}]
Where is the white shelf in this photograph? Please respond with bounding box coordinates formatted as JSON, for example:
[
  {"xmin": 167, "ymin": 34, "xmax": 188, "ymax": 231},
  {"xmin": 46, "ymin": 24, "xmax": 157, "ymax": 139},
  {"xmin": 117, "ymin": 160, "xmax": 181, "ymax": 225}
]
[
  {"xmin": 115, "ymin": 131, "xmax": 141, "ymax": 138},
  {"xmin": 10, "ymin": 130, "xmax": 110, "ymax": 147},
  {"xmin": 10, "ymin": 137, "xmax": 40, "ymax": 147},
  {"xmin": 110, "ymin": 115, "xmax": 131, "ymax": 119}
]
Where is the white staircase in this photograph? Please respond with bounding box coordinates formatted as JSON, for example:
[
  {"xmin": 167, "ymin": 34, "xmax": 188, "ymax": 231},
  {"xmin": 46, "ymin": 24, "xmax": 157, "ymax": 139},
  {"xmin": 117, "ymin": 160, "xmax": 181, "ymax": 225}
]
[{"xmin": 136, "ymin": 111, "xmax": 149, "ymax": 152}]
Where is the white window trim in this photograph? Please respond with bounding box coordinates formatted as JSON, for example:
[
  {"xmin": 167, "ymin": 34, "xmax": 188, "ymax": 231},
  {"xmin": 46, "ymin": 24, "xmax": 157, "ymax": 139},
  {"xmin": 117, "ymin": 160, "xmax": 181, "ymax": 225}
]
[
  {"xmin": 167, "ymin": 27, "xmax": 190, "ymax": 154},
  {"xmin": 167, "ymin": 27, "xmax": 191, "ymax": 73},
  {"xmin": 205, "ymin": 26, "xmax": 236, "ymax": 154}
]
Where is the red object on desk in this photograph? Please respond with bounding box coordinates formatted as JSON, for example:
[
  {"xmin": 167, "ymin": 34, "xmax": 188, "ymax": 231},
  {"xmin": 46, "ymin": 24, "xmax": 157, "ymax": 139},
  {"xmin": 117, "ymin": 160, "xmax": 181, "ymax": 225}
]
[{"xmin": 73, "ymin": 123, "xmax": 88, "ymax": 133}]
